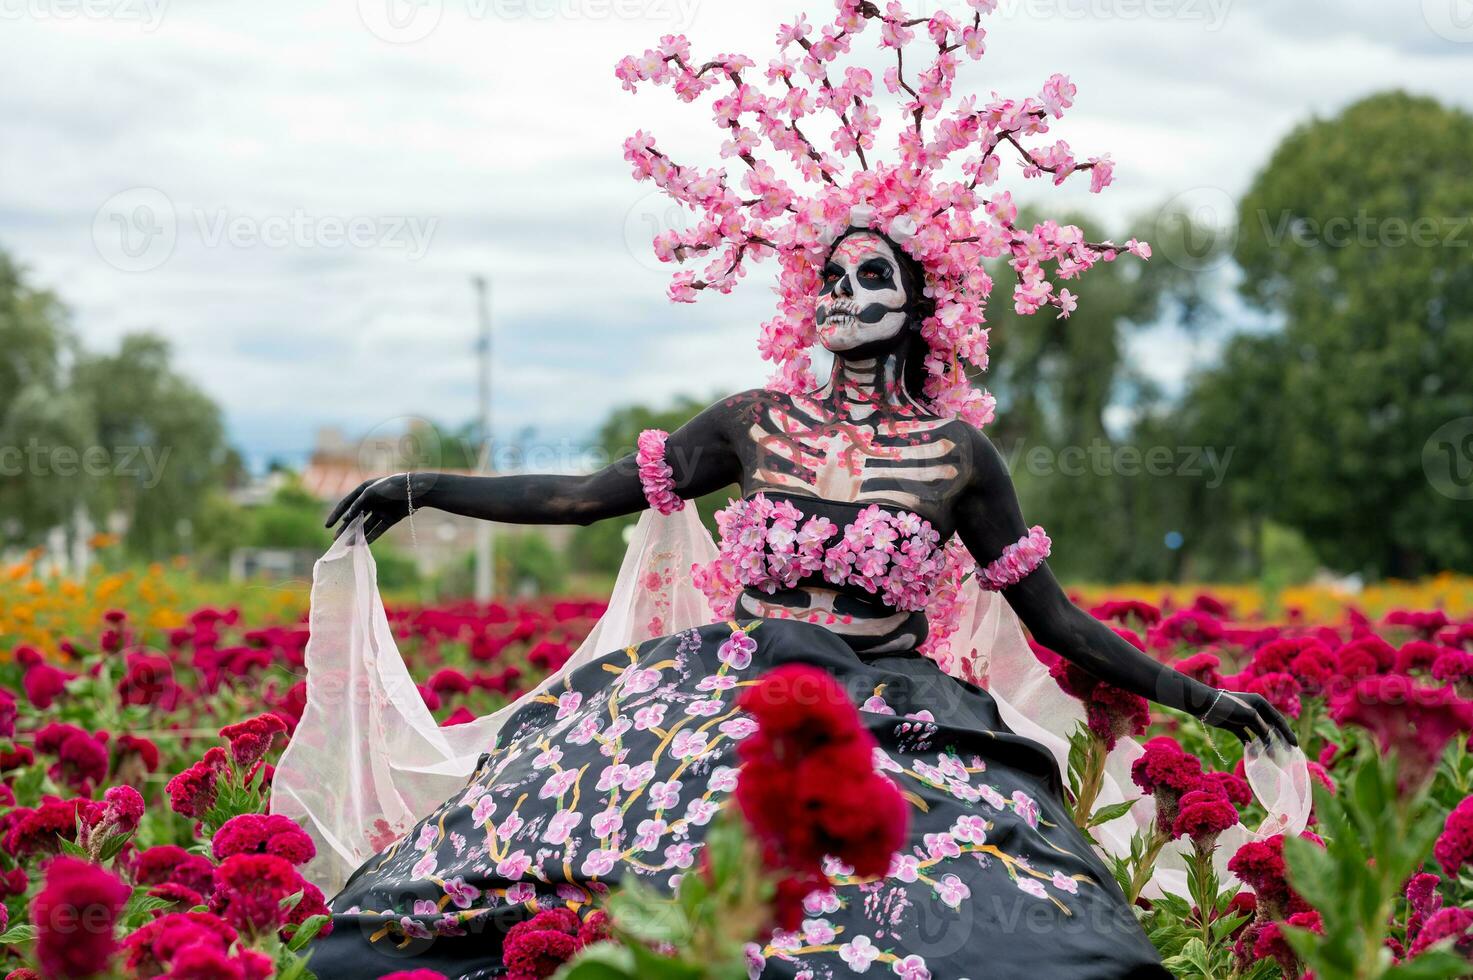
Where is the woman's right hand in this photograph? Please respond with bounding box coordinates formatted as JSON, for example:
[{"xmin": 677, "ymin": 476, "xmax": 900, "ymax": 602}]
[{"xmin": 326, "ymin": 473, "xmax": 417, "ymax": 543}]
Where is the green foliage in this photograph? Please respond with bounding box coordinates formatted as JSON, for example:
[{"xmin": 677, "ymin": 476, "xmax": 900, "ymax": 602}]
[
  {"xmin": 0, "ymin": 250, "xmax": 232, "ymax": 559},
  {"xmin": 1282, "ymin": 736, "xmax": 1469, "ymax": 980},
  {"xmin": 557, "ymin": 808, "xmax": 769, "ymax": 980},
  {"xmin": 1207, "ymin": 91, "xmax": 1473, "ymax": 578}
]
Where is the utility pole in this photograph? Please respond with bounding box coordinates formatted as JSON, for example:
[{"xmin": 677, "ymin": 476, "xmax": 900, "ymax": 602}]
[{"xmin": 473, "ymin": 275, "xmax": 495, "ymax": 601}]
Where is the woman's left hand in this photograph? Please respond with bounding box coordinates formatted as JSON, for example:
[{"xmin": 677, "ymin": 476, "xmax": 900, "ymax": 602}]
[{"xmin": 1201, "ymin": 690, "xmax": 1298, "ymax": 747}]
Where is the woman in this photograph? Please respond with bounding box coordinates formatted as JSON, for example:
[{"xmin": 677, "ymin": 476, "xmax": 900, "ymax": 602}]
[
  {"xmin": 301, "ymin": 224, "xmax": 1295, "ymax": 978},
  {"xmin": 290, "ymin": 5, "xmax": 1302, "ymax": 974}
]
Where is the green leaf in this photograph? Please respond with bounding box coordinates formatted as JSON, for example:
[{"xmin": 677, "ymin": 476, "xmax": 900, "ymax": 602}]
[
  {"xmin": 0, "ymin": 924, "xmax": 38, "ymax": 945},
  {"xmin": 58, "ymin": 838, "xmax": 88, "ymax": 858},
  {"xmin": 555, "ymin": 942, "xmax": 639, "ymax": 980},
  {"xmin": 1382, "ymin": 949, "xmax": 1473, "ymax": 980},
  {"xmin": 1087, "ymin": 799, "xmax": 1138, "ymax": 828},
  {"xmin": 286, "ymin": 914, "xmax": 331, "ymax": 951}
]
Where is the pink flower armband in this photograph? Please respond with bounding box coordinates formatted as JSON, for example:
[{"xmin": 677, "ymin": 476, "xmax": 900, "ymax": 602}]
[
  {"xmin": 636, "ymin": 428, "xmax": 685, "ymax": 515},
  {"xmin": 978, "ymin": 526, "xmax": 1051, "ymax": 591}
]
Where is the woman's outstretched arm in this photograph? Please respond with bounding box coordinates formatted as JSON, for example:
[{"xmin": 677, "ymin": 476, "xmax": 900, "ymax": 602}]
[
  {"xmin": 952, "ymin": 427, "xmax": 1296, "ymax": 746},
  {"xmin": 326, "ymin": 399, "xmax": 743, "ymax": 542}
]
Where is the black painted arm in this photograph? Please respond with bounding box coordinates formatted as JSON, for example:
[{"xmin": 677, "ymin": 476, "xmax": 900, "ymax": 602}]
[
  {"xmin": 326, "ymin": 399, "xmax": 741, "ymax": 540},
  {"xmin": 952, "ymin": 428, "xmax": 1296, "ymax": 745}
]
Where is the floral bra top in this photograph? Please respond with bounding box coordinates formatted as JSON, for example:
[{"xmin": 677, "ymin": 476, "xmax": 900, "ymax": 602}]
[{"xmin": 637, "ymin": 429, "xmax": 1051, "ymax": 620}]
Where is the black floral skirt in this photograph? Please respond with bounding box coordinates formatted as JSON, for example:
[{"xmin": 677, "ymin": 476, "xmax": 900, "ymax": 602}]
[{"xmin": 308, "ymin": 618, "xmax": 1168, "ymax": 979}]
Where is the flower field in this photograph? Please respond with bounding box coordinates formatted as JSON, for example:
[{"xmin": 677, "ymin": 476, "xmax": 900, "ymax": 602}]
[{"xmin": 3, "ymin": 552, "xmax": 1473, "ymax": 979}]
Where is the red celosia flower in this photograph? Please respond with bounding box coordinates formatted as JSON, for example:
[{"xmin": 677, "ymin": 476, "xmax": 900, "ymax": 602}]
[
  {"xmin": 1330, "ymin": 675, "xmax": 1473, "ymax": 790},
  {"xmin": 1046, "ymin": 657, "xmax": 1149, "ymax": 748},
  {"xmin": 577, "ymin": 909, "xmax": 611, "ymax": 946},
  {"xmin": 429, "ymin": 668, "xmax": 473, "ymax": 694},
  {"xmin": 165, "ymin": 748, "xmax": 231, "ymax": 819},
  {"xmin": 121, "ymin": 910, "xmax": 240, "ymax": 977},
  {"xmin": 34, "ymin": 723, "xmax": 110, "ymax": 794},
  {"xmin": 1396, "ymin": 641, "xmax": 1448, "ymax": 675},
  {"xmin": 1171, "ymin": 788, "xmax": 1239, "ymax": 849},
  {"xmin": 1433, "ymin": 649, "xmax": 1473, "ymax": 689},
  {"xmin": 1130, "ymin": 737, "xmax": 1204, "ymax": 834},
  {"xmin": 502, "ymin": 908, "xmax": 583, "ymax": 980},
  {"xmin": 207, "ymin": 853, "xmax": 303, "ymax": 938},
  {"xmin": 736, "ymin": 665, "xmax": 908, "ymax": 885},
  {"xmin": 527, "ymin": 640, "xmax": 573, "ymax": 672},
  {"xmin": 81, "ymin": 785, "xmax": 146, "ymax": 848},
  {"xmin": 1405, "ymin": 871, "xmax": 1444, "ymax": 945},
  {"xmin": 1338, "ymin": 635, "xmax": 1396, "ymax": 677},
  {"xmin": 0, "ymin": 867, "xmax": 28, "ymax": 898},
  {"xmin": 1201, "ymin": 770, "xmax": 1252, "ymax": 807},
  {"xmin": 211, "ymin": 813, "xmax": 317, "ymax": 866},
  {"xmin": 1089, "ymin": 599, "xmax": 1162, "ymax": 626},
  {"xmin": 4, "ymin": 797, "xmax": 86, "ymax": 858},
  {"xmin": 31, "ymin": 856, "xmax": 130, "ymax": 979},
  {"xmin": 1243, "ymin": 671, "xmax": 1302, "ymax": 720},
  {"xmin": 1386, "ymin": 609, "xmax": 1451, "ymax": 640},
  {"xmin": 131, "ymin": 845, "xmax": 216, "ymax": 896},
  {"xmin": 218, "ymin": 714, "xmax": 288, "ymax": 770},
  {"xmin": 442, "ymin": 706, "xmax": 477, "ymax": 726},
  {"xmin": 1174, "ymin": 652, "xmax": 1223, "ymax": 687},
  {"xmin": 1409, "ymin": 907, "xmax": 1473, "ymax": 958},
  {"xmin": 0, "ymin": 690, "xmax": 15, "ymax": 739},
  {"xmin": 1435, "ymin": 796, "xmax": 1473, "ymax": 876},
  {"xmin": 1227, "ymin": 834, "xmax": 1315, "ymax": 918},
  {"xmin": 148, "ymin": 881, "xmax": 207, "ymax": 912},
  {"xmin": 21, "ymin": 657, "xmax": 74, "ymax": 709}
]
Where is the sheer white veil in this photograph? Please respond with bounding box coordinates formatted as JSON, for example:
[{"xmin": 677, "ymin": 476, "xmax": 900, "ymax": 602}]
[{"xmin": 272, "ymin": 510, "xmax": 1309, "ymax": 896}]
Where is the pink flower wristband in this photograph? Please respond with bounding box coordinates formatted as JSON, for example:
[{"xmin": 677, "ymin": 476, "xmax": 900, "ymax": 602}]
[
  {"xmin": 978, "ymin": 526, "xmax": 1051, "ymax": 591},
  {"xmin": 636, "ymin": 428, "xmax": 685, "ymax": 515}
]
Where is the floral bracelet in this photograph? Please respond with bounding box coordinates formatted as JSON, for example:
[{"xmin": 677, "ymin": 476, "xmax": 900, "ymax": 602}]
[
  {"xmin": 978, "ymin": 526, "xmax": 1051, "ymax": 591},
  {"xmin": 636, "ymin": 428, "xmax": 685, "ymax": 515}
]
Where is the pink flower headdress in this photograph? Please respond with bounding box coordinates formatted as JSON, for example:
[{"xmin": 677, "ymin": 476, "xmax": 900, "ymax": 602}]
[{"xmin": 618, "ymin": 0, "xmax": 1149, "ymax": 426}]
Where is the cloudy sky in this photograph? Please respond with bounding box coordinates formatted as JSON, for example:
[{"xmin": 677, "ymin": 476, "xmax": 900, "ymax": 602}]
[{"xmin": 1, "ymin": 0, "xmax": 1469, "ymax": 471}]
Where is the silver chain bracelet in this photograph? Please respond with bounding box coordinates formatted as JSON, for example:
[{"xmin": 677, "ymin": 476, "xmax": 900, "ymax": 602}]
[
  {"xmin": 1197, "ymin": 689, "xmax": 1228, "ymax": 765},
  {"xmin": 405, "ymin": 471, "xmax": 420, "ymax": 551}
]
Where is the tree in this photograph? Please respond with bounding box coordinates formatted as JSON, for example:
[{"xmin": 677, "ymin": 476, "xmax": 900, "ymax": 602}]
[
  {"xmin": 1211, "ymin": 91, "xmax": 1473, "ymax": 577},
  {"xmin": 71, "ymin": 334, "xmax": 229, "ymax": 558},
  {"xmin": 983, "ymin": 207, "xmax": 1225, "ymax": 580}
]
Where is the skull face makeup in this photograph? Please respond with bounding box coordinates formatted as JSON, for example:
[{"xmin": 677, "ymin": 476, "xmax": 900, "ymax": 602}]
[{"xmin": 816, "ymin": 231, "xmax": 913, "ymax": 353}]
